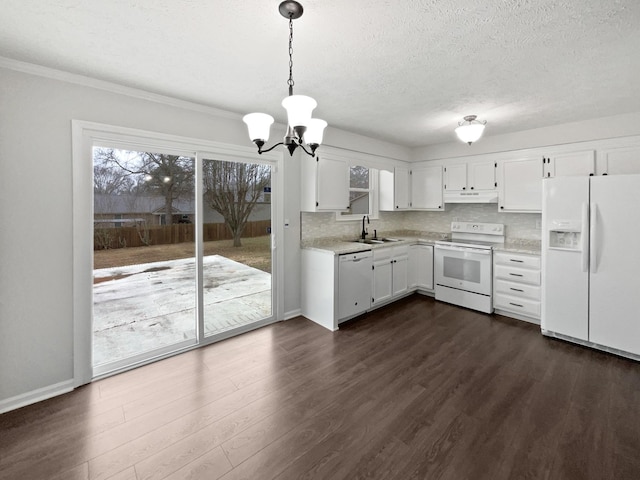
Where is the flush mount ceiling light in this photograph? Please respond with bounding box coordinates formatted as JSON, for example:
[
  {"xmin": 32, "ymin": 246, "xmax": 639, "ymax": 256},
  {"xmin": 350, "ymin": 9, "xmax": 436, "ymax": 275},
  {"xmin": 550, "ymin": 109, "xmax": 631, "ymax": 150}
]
[
  {"xmin": 455, "ymin": 115, "xmax": 487, "ymax": 145},
  {"xmin": 243, "ymin": 1, "xmax": 327, "ymax": 157}
]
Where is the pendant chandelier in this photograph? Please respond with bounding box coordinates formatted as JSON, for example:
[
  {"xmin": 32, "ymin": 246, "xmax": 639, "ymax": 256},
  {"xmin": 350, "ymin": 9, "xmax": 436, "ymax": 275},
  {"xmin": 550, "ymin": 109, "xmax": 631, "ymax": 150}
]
[
  {"xmin": 243, "ymin": 1, "xmax": 327, "ymax": 157},
  {"xmin": 455, "ymin": 115, "xmax": 487, "ymax": 145}
]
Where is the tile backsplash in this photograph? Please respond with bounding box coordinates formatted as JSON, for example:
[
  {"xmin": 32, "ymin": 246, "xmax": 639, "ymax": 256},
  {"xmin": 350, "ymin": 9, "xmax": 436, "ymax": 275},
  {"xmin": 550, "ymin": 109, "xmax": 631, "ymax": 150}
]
[{"xmin": 301, "ymin": 204, "xmax": 541, "ymax": 242}]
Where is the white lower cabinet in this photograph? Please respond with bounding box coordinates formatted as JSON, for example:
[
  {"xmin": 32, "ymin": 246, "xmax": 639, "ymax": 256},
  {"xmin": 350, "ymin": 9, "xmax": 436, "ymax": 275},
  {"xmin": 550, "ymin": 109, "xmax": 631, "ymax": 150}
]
[
  {"xmin": 408, "ymin": 244, "xmax": 434, "ymax": 290},
  {"xmin": 372, "ymin": 245, "xmax": 409, "ymax": 306},
  {"xmin": 302, "ymin": 242, "xmax": 433, "ymax": 331},
  {"xmin": 493, "ymin": 251, "xmax": 541, "ymax": 322}
]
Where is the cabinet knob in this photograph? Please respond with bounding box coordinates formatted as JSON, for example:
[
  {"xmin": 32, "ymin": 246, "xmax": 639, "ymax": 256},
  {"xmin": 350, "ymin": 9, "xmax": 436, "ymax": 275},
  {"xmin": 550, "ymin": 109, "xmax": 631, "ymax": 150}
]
[
  {"xmin": 462, "ymin": 187, "xmax": 466, "ymax": 190},
  {"xmin": 500, "ymin": 206, "xmax": 504, "ymax": 209},
  {"xmin": 470, "ymin": 186, "xmax": 474, "ymax": 190}
]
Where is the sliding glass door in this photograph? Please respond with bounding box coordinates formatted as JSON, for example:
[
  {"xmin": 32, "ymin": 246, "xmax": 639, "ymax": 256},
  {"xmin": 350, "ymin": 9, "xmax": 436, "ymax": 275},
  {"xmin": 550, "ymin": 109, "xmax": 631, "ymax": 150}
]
[
  {"xmin": 200, "ymin": 156, "xmax": 274, "ymax": 338},
  {"xmin": 85, "ymin": 133, "xmax": 279, "ymax": 378},
  {"xmin": 92, "ymin": 147, "xmax": 197, "ymax": 374}
]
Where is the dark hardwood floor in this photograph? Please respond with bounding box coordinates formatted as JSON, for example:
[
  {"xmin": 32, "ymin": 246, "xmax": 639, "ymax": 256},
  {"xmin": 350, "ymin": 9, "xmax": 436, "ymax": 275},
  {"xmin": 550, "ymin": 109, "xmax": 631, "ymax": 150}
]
[{"xmin": 2, "ymin": 294, "xmax": 640, "ymax": 480}]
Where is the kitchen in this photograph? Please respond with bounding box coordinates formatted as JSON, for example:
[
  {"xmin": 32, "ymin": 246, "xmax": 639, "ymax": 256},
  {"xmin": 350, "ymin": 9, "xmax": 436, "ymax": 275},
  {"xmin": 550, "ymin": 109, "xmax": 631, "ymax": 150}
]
[{"xmin": 299, "ymin": 136, "xmax": 640, "ymax": 361}]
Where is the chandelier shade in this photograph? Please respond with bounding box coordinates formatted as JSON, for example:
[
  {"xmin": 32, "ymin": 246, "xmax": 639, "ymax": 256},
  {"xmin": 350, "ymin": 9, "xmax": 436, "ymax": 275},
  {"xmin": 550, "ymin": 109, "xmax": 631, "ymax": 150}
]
[
  {"xmin": 455, "ymin": 115, "xmax": 487, "ymax": 145},
  {"xmin": 305, "ymin": 118, "xmax": 328, "ymax": 146},
  {"xmin": 242, "ymin": 113, "xmax": 274, "ymax": 142},
  {"xmin": 281, "ymin": 95, "xmax": 317, "ymax": 129}
]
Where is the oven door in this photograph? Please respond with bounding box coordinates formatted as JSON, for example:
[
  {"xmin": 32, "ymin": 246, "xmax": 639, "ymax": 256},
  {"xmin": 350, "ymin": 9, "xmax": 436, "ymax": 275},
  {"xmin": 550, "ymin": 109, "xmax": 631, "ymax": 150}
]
[{"xmin": 434, "ymin": 244, "xmax": 492, "ymax": 296}]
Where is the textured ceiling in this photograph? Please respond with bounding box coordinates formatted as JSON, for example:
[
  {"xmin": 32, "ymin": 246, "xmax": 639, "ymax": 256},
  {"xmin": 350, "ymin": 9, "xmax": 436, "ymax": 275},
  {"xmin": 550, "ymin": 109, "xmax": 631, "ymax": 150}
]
[{"xmin": 1, "ymin": 0, "xmax": 640, "ymax": 147}]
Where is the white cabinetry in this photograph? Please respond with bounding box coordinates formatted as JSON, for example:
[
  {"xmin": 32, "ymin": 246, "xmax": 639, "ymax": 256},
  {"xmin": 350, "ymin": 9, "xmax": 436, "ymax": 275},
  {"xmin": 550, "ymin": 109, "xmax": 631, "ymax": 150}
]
[
  {"xmin": 493, "ymin": 251, "xmax": 541, "ymax": 322},
  {"xmin": 543, "ymin": 150, "xmax": 595, "ymax": 177},
  {"xmin": 300, "ymin": 152, "xmax": 349, "ymax": 212},
  {"xmin": 497, "ymin": 157, "xmax": 543, "ymax": 212},
  {"xmin": 379, "ymin": 167, "xmax": 410, "ymax": 210},
  {"xmin": 444, "ymin": 162, "xmax": 496, "ymax": 192},
  {"xmin": 408, "ymin": 244, "xmax": 434, "ymax": 291},
  {"xmin": 381, "ymin": 165, "xmax": 443, "ymax": 211},
  {"xmin": 411, "ymin": 165, "xmax": 444, "ymax": 210},
  {"xmin": 301, "ymin": 249, "xmax": 340, "ymax": 331},
  {"xmin": 597, "ymin": 145, "xmax": 640, "ymax": 175},
  {"xmin": 372, "ymin": 245, "xmax": 409, "ymax": 306}
]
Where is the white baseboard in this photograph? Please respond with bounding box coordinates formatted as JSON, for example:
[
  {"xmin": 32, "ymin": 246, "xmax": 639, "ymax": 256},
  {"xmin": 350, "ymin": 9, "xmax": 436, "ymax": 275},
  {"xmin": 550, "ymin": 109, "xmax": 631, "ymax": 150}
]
[
  {"xmin": 284, "ymin": 308, "xmax": 302, "ymax": 320},
  {"xmin": 0, "ymin": 380, "xmax": 74, "ymax": 414}
]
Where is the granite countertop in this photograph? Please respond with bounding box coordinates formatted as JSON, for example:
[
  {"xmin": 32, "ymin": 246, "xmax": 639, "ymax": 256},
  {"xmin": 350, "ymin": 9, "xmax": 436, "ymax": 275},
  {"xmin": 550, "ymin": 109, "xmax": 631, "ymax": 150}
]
[
  {"xmin": 494, "ymin": 239, "xmax": 541, "ymax": 255},
  {"xmin": 301, "ymin": 231, "xmax": 450, "ymax": 255},
  {"xmin": 303, "ymin": 233, "xmax": 541, "ymax": 256}
]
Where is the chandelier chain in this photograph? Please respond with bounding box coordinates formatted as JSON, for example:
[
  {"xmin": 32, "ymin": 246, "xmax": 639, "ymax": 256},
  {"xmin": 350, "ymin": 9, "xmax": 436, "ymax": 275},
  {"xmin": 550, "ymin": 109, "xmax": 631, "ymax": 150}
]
[{"xmin": 287, "ymin": 16, "xmax": 294, "ymax": 95}]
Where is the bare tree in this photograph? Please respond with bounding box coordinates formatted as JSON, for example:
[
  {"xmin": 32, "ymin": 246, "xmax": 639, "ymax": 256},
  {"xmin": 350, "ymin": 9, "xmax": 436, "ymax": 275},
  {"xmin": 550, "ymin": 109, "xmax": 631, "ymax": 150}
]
[
  {"xmin": 98, "ymin": 149, "xmax": 194, "ymax": 225},
  {"xmin": 93, "ymin": 148, "xmax": 135, "ymax": 194},
  {"xmin": 137, "ymin": 153, "xmax": 194, "ymax": 225},
  {"xmin": 203, "ymin": 160, "xmax": 271, "ymax": 247}
]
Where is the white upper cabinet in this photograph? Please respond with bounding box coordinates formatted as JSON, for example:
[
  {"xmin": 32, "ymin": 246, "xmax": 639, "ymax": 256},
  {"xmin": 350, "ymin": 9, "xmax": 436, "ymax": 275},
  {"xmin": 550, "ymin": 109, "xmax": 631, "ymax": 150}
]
[
  {"xmin": 394, "ymin": 166, "xmax": 411, "ymax": 210},
  {"xmin": 497, "ymin": 157, "xmax": 543, "ymax": 212},
  {"xmin": 411, "ymin": 165, "xmax": 443, "ymax": 210},
  {"xmin": 379, "ymin": 166, "xmax": 412, "ymax": 211},
  {"xmin": 469, "ymin": 162, "xmax": 497, "ymax": 190},
  {"xmin": 301, "ymin": 152, "xmax": 349, "ymax": 212},
  {"xmin": 444, "ymin": 161, "xmax": 496, "ymax": 191},
  {"xmin": 598, "ymin": 145, "xmax": 640, "ymax": 175},
  {"xmin": 444, "ymin": 164, "xmax": 467, "ymax": 191},
  {"xmin": 543, "ymin": 150, "xmax": 595, "ymax": 177},
  {"xmin": 381, "ymin": 165, "xmax": 443, "ymax": 211}
]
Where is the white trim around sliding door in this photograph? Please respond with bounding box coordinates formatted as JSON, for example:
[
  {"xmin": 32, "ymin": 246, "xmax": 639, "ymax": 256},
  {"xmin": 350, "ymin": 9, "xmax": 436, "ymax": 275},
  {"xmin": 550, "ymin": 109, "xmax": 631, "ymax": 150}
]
[{"xmin": 71, "ymin": 120, "xmax": 283, "ymax": 387}]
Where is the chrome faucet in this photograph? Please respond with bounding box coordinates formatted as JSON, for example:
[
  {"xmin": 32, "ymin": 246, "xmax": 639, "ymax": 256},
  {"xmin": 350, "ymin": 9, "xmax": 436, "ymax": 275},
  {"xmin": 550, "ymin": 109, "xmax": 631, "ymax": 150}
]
[{"xmin": 361, "ymin": 215, "xmax": 369, "ymax": 240}]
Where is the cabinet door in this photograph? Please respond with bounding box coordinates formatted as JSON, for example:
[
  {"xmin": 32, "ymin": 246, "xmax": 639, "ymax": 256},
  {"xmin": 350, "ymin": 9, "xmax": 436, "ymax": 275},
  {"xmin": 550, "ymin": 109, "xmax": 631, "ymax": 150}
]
[
  {"xmin": 409, "ymin": 244, "xmax": 433, "ymax": 290},
  {"xmin": 316, "ymin": 154, "xmax": 349, "ymax": 210},
  {"xmin": 392, "ymin": 256, "xmax": 408, "ymax": 297},
  {"xmin": 498, "ymin": 157, "xmax": 543, "ymax": 212},
  {"xmin": 411, "ymin": 165, "xmax": 443, "ymax": 210},
  {"xmin": 598, "ymin": 146, "xmax": 640, "ymax": 175},
  {"xmin": 444, "ymin": 164, "xmax": 467, "ymax": 191},
  {"xmin": 417, "ymin": 245, "xmax": 434, "ymax": 290},
  {"xmin": 394, "ymin": 166, "xmax": 411, "ymax": 210},
  {"xmin": 408, "ymin": 246, "xmax": 419, "ymax": 288},
  {"xmin": 544, "ymin": 150, "xmax": 595, "ymax": 177},
  {"xmin": 469, "ymin": 162, "xmax": 496, "ymax": 191},
  {"xmin": 372, "ymin": 260, "xmax": 393, "ymax": 305}
]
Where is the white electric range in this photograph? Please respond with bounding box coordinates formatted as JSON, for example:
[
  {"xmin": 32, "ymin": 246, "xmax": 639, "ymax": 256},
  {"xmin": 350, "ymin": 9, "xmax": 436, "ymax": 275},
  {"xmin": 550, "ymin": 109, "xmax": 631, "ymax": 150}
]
[{"xmin": 434, "ymin": 222, "xmax": 505, "ymax": 313}]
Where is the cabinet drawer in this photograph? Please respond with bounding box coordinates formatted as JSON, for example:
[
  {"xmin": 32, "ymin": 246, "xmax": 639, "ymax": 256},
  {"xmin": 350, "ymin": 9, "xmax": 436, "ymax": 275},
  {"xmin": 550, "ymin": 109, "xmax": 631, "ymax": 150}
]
[
  {"xmin": 494, "ymin": 251, "xmax": 540, "ymax": 269},
  {"xmin": 373, "ymin": 247, "xmax": 392, "ymax": 262},
  {"xmin": 494, "ymin": 264, "xmax": 540, "ymax": 285},
  {"xmin": 392, "ymin": 245, "xmax": 409, "ymax": 258},
  {"xmin": 494, "ymin": 293, "xmax": 540, "ymax": 317},
  {"xmin": 495, "ymin": 279, "xmax": 540, "ymax": 301}
]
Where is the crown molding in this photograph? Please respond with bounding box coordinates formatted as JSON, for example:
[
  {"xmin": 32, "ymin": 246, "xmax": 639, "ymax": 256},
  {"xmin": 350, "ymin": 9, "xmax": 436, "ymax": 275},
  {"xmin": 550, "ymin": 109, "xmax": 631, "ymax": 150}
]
[{"xmin": 0, "ymin": 56, "xmax": 240, "ymax": 120}]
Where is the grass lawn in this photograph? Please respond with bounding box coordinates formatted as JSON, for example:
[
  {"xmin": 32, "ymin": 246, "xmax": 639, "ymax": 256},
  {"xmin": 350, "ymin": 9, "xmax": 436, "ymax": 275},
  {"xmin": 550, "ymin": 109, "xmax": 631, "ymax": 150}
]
[{"xmin": 94, "ymin": 235, "xmax": 272, "ymax": 273}]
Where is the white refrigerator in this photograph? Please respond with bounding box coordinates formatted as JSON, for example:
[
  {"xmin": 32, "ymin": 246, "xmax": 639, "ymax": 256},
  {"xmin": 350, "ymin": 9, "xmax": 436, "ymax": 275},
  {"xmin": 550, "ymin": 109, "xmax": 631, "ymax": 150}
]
[{"xmin": 542, "ymin": 174, "xmax": 640, "ymax": 357}]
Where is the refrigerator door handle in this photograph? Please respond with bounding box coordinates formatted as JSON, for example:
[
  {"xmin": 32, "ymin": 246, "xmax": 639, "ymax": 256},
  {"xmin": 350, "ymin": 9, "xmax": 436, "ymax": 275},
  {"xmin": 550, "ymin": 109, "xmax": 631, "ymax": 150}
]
[
  {"xmin": 590, "ymin": 202, "xmax": 598, "ymax": 274},
  {"xmin": 581, "ymin": 202, "xmax": 589, "ymax": 273}
]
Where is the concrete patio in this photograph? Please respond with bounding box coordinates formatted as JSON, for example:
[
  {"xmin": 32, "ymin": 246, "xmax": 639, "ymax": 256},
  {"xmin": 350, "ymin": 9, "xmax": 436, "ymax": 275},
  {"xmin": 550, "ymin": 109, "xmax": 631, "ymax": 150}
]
[{"xmin": 93, "ymin": 255, "xmax": 272, "ymax": 366}]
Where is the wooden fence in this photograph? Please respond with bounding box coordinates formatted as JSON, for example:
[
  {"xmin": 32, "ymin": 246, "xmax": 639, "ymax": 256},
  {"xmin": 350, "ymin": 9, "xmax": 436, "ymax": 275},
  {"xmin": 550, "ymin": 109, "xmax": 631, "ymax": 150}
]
[{"xmin": 94, "ymin": 220, "xmax": 271, "ymax": 250}]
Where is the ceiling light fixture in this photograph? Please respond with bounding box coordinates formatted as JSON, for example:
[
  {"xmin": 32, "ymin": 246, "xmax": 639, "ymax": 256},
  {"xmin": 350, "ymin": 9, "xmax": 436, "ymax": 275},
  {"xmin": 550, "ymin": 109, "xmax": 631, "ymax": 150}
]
[
  {"xmin": 243, "ymin": 1, "xmax": 327, "ymax": 157},
  {"xmin": 455, "ymin": 115, "xmax": 487, "ymax": 145}
]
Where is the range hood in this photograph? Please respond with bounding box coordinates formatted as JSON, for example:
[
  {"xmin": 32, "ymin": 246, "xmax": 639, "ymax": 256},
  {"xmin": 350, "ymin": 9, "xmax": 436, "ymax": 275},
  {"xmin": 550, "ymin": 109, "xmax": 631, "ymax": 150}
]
[{"xmin": 444, "ymin": 191, "xmax": 499, "ymax": 204}]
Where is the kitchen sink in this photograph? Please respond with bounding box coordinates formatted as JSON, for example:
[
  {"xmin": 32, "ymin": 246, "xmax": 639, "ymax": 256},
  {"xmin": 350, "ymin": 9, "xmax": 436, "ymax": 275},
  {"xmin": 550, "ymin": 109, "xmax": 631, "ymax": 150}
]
[
  {"xmin": 351, "ymin": 237, "xmax": 402, "ymax": 244},
  {"xmin": 352, "ymin": 239, "xmax": 384, "ymax": 244}
]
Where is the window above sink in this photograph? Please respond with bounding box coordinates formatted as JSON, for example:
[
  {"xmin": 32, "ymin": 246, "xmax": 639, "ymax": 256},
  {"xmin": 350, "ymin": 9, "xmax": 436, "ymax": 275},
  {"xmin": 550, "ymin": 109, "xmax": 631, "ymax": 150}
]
[{"xmin": 337, "ymin": 165, "xmax": 380, "ymax": 221}]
